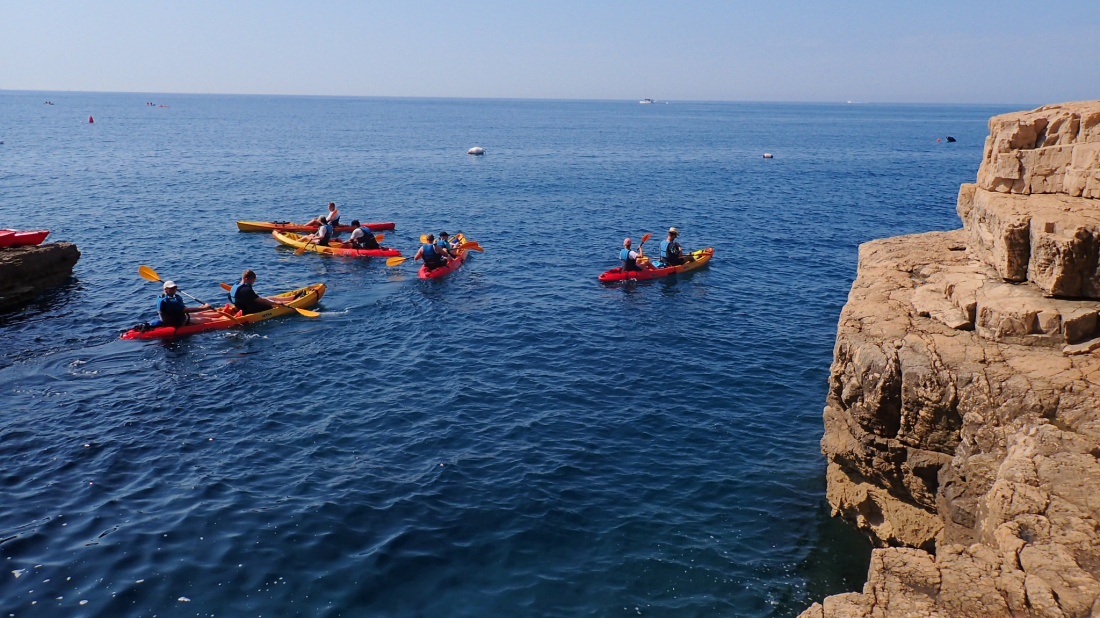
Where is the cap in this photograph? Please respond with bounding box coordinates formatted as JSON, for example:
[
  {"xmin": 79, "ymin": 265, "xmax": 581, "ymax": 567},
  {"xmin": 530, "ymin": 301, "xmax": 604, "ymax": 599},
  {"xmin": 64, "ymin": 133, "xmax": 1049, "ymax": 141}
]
[
  {"xmin": 669, "ymin": 227, "xmax": 679, "ymax": 234},
  {"xmin": 163, "ymin": 281, "xmax": 177, "ymax": 290},
  {"xmin": 440, "ymin": 231, "xmax": 449, "ymax": 237},
  {"xmin": 623, "ymin": 237, "xmax": 632, "ymax": 246}
]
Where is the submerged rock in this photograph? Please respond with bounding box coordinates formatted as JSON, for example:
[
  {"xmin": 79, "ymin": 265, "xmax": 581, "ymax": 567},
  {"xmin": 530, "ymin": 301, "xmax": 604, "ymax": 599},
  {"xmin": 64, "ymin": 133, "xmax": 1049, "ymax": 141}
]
[
  {"xmin": 0, "ymin": 243, "xmax": 81, "ymax": 310},
  {"xmin": 804, "ymin": 102, "xmax": 1100, "ymax": 617}
]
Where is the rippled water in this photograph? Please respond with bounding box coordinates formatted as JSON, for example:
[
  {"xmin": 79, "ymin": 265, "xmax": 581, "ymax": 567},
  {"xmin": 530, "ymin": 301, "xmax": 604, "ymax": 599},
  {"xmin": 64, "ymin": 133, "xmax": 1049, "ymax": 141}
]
[{"xmin": 0, "ymin": 93, "xmax": 1016, "ymax": 617}]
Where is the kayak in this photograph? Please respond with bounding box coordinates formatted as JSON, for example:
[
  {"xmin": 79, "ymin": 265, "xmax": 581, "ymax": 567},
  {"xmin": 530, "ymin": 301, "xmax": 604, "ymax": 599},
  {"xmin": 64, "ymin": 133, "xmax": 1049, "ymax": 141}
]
[
  {"xmin": 272, "ymin": 230, "xmax": 401, "ymax": 257},
  {"xmin": 598, "ymin": 248, "xmax": 714, "ymax": 282},
  {"xmin": 0, "ymin": 230, "xmax": 50, "ymax": 248},
  {"xmin": 419, "ymin": 234, "xmax": 471, "ymax": 279},
  {"xmin": 237, "ymin": 220, "xmax": 394, "ymax": 233},
  {"xmin": 121, "ymin": 283, "xmax": 325, "ymax": 340}
]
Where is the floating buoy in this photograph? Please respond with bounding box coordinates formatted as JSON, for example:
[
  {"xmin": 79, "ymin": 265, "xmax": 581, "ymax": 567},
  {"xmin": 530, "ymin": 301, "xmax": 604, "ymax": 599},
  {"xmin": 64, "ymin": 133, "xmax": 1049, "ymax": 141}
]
[
  {"xmin": 88, "ymin": 116, "xmax": 94, "ymax": 124},
  {"xmin": 467, "ymin": 147, "xmax": 484, "ymax": 155},
  {"xmin": 937, "ymin": 138, "xmax": 942, "ymax": 143},
  {"xmin": 763, "ymin": 153, "xmax": 773, "ymax": 159}
]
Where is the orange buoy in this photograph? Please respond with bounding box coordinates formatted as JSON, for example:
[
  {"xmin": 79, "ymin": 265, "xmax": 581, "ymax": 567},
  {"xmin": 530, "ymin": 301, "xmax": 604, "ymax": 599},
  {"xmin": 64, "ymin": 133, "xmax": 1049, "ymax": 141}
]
[{"xmin": 88, "ymin": 116, "xmax": 94, "ymax": 124}]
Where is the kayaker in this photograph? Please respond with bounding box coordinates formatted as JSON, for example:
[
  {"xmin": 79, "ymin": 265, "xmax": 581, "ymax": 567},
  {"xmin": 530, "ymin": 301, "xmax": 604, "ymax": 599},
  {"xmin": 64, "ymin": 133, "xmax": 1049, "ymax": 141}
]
[
  {"xmin": 306, "ymin": 202, "xmax": 340, "ymax": 227},
  {"xmin": 301, "ymin": 217, "xmax": 333, "ymax": 246},
  {"xmin": 228, "ymin": 270, "xmax": 293, "ymax": 314},
  {"xmin": 150, "ymin": 281, "xmax": 210, "ymax": 328},
  {"xmin": 414, "ymin": 233, "xmax": 451, "ymax": 271},
  {"xmin": 437, "ymin": 231, "xmax": 456, "ymax": 251},
  {"xmin": 660, "ymin": 227, "xmax": 695, "ymax": 267},
  {"xmin": 620, "ymin": 238, "xmax": 654, "ymax": 272},
  {"xmin": 345, "ymin": 220, "xmax": 382, "ymax": 250}
]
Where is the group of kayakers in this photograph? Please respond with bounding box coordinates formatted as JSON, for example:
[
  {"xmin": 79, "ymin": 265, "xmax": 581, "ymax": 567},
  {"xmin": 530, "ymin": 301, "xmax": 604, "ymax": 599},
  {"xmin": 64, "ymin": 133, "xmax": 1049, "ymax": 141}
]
[
  {"xmin": 414, "ymin": 231, "xmax": 461, "ymax": 271},
  {"xmin": 298, "ymin": 202, "xmax": 390, "ymax": 251},
  {"xmin": 141, "ymin": 270, "xmax": 292, "ymax": 331},
  {"xmin": 619, "ymin": 227, "xmax": 695, "ymax": 272}
]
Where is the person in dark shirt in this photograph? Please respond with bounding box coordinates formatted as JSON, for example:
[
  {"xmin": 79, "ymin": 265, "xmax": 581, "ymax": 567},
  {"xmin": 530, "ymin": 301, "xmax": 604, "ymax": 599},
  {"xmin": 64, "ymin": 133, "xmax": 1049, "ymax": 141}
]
[{"xmin": 227, "ymin": 270, "xmax": 293, "ymax": 315}]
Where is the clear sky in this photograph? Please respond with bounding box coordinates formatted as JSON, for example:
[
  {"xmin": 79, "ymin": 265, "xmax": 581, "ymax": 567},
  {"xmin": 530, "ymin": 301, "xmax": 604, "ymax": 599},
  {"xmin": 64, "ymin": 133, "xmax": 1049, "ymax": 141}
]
[{"xmin": 3, "ymin": 0, "xmax": 1098, "ymax": 104}]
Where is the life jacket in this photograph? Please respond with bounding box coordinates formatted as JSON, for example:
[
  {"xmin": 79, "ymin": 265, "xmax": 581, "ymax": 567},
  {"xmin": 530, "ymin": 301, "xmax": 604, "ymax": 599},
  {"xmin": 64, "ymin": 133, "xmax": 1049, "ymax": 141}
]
[
  {"xmin": 422, "ymin": 243, "xmax": 443, "ymax": 266},
  {"xmin": 157, "ymin": 293, "xmax": 188, "ymax": 326},
  {"xmin": 316, "ymin": 224, "xmax": 332, "ymax": 246},
  {"xmin": 620, "ymin": 248, "xmax": 638, "ymax": 271},
  {"xmin": 351, "ymin": 227, "xmax": 379, "ymax": 249},
  {"xmin": 661, "ymin": 239, "xmax": 682, "ymax": 261},
  {"xmin": 228, "ymin": 282, "xmax": 250, "ymax": 306}
]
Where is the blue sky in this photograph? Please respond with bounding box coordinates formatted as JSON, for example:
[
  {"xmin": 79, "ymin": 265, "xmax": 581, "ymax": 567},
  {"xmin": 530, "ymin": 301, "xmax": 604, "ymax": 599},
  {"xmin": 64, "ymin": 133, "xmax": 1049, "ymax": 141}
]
[{"xmin": 3, "ymin": 0, "xmax": 1098, "ymax": 103}]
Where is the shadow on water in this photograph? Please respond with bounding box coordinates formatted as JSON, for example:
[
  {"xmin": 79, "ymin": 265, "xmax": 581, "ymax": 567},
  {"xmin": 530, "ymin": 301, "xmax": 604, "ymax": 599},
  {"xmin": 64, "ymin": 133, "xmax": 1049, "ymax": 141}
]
[
  {"xmin": 0, "ymin": 276, "xmax": 81, "ymax": 324},
  {"xmin": 784, "ymin": 501, "xmax": 874, "ymax": 615}
]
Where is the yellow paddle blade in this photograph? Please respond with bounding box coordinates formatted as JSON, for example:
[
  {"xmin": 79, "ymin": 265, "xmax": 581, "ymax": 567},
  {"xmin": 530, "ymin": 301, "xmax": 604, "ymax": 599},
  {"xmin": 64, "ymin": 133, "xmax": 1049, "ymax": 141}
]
[
  {"xmin": 457, "ymin": 242, "xmax": 483, "ymax": 252},
  {"xmin": 294, "ymin": 246, "xmax": 308, "ymax": 256},
  {"xmin": 419, "ymin": 235, "xmax": 428, "ymax": 244},
  {"xmin": 138, "ymin": 265, "xmax": 161, "ymax": 282},
  {"xmin": 220, "ymin": 282, "xmax": 232, "ymax": 291},
  {"xmin": 386, "ymin": 256, "xmax": 410, "ymax": 267},
  {"xmin": 292, "ymin": 307, "xmax": 320, "ymax": 317},
  {"xmin": 375, "ymin": 234, "xmax": 384, "ymax": 242}
]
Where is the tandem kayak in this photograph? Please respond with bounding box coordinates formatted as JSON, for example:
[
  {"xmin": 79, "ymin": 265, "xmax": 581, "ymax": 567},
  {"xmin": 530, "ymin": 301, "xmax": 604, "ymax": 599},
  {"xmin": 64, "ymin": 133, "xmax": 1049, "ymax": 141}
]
[
  {"xmin": 0, "ymin": 230, "xmax": 50, "ymax": 248},
  {"xmin": 598, "ymin": 248, "xmax": 714, "ymax": 282},
  {"xmin": 419, "ymin": 234, "xmax": 471, "ymax": 280},
  {"xmin": 272, "ymin": 230, "xmax": 401, "ymax": 257},
  {"xmin": 121, "ymin": 283, "xmax": 325, "ymax": 340},
  {"xmin": 237, "ymin": 220, "xmax": 395, "ymax": 233}
]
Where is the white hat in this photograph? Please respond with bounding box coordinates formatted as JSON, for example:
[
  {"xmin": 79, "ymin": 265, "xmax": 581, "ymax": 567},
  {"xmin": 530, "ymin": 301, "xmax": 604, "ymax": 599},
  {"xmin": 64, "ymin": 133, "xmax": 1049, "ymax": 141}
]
[{"xmin": 163, "ymin": 280, "xmax": 177, "ymax": 290}]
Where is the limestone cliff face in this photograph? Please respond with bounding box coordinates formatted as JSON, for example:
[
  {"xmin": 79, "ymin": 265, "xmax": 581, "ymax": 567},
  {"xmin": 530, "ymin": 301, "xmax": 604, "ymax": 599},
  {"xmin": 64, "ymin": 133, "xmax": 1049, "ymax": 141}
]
[{"xmin": 803, "ymin": 102, "xmax": 1100, "ymax": 618}]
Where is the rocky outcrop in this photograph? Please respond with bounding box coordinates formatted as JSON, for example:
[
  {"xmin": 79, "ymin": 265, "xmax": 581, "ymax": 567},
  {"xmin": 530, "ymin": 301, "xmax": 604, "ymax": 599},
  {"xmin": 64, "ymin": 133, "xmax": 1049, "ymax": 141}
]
[
  {"xmin": 0, "ymin": 243, "xmax": 81, "ymax": 310},
  {"xmin": 804, "ymin": 103, "xmax": 1100, "ymax": 617}
]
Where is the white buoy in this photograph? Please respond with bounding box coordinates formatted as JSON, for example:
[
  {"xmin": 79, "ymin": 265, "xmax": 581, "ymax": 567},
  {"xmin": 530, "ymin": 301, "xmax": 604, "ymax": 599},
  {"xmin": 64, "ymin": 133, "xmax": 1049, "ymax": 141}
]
[
  {"xmin": 763, "ymin": 153, "xmax": 773, "ymax": 159},
  {"xmin": 467, "ymin": 147, "xmax": 484, "ymax": 155}
]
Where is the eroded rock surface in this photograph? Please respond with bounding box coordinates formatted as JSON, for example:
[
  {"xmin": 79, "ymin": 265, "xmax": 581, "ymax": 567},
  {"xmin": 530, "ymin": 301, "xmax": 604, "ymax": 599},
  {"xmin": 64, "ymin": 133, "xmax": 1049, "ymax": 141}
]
[
  {"xmin": 805, "ymin": 102, "xmax": 1100, "ymax": 617},
  {"xmin": 0, "ymin": 243, "xmax": 81, "ymax": 310}
]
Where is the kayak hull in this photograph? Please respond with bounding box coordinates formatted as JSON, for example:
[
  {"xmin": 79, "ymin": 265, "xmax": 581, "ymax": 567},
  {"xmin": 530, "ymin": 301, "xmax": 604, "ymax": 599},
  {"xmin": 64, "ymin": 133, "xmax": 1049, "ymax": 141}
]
[
  {"xmin": 271, "ymin": 230, "xmax": 401, "ymax": 257},
  {"xmin": 598, "ymin": 248, "xmax": 714, "ymax": 282},
  {"xmin": 121, "ymin": 283, "xmax": 325, "ymax": 340},
  {"xmin": 0, "ymin": 230, "xmax": 50, "ymax": 248},
  {"xmin": 418, "ymin": 235, "xmax": 470, "ymax": 279},
  {"xmin": 237, "ymin": 220, "xmax": 395, "ymax": 233}
]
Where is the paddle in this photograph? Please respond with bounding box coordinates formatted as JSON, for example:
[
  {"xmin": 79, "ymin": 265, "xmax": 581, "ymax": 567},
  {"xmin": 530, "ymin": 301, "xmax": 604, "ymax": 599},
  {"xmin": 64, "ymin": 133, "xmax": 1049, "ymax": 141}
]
[
  {"xmin": 138, "ymin": 265, "xmax": 241, "ymax": 324},
  {"xmin": 217, "ymin": 282, "xmax": 321, "ymax": 317}
]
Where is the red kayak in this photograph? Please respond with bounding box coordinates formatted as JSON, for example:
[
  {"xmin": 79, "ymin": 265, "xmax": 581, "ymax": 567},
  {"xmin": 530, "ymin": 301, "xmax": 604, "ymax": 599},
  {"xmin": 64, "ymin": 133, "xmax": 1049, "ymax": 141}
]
[
  {"xmin": 598, "ymin": 248, "xmax": 714, "ymax": 282},
  {"xmin": 237, "ymin": 220, "xmax": 394, "ymax": 233},
  {"xmin": 419, "ymin": 234, "xmax": 472, "ymax": 279},
  {"xmin": 0, "ymin": 230, "xmax": 50, "ymax": 248}
]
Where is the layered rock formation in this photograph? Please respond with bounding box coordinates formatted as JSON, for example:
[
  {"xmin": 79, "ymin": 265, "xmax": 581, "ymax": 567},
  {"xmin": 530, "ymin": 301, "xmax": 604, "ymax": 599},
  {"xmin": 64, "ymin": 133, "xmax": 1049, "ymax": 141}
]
[
  {"xmin": 803, "ymin": 102, "xmax": 1100, "ymax": 617},
  {"xmin": 0, "ymin": 243, "xmax": 81, "ymax": 310}
]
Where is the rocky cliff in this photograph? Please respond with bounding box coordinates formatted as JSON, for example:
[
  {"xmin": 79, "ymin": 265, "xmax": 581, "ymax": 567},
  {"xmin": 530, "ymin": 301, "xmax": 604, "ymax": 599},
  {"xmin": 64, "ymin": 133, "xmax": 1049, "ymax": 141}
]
[{"xmin": 802, "ymin": 102, "xmax": 1100, "ymax": 618}]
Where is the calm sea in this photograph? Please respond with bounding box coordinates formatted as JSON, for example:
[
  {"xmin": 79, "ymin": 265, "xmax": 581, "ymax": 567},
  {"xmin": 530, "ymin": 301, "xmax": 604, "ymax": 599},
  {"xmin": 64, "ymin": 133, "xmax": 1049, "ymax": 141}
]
[{"xmin": 0, "ymin": 92, "xmax": 1018, "ymax": 617}]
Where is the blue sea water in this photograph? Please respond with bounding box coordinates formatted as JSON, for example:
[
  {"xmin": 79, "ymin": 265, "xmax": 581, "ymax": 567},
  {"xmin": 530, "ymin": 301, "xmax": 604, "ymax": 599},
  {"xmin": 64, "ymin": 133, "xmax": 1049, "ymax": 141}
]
[{"xmin": 0, "ymin": 93, "xmax": 1020, "ymax": 617}]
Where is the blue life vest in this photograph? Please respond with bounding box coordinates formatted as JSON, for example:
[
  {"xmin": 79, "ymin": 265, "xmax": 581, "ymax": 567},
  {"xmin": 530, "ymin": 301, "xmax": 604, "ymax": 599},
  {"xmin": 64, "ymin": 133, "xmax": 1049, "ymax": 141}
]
[
  {"xmin": 620, "ymin": 248, "xmax": 638, "ymax": 270},
  {"xmin": 157, "ymin": 293, "xmax": 187, "ymax": 326},
  {"xmin": 422, "ymin": 243, "xmax": 443, "ymax": 266},
  {"xmin": 228, "ymin": 283, "xmax": 247, "ymax": 305}
]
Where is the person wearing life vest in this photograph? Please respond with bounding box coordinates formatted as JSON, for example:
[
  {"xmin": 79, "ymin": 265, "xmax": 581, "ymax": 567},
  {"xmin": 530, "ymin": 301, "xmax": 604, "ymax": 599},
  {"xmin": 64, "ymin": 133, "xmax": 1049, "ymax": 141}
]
[
  {"xmin": 227, "ymin": 270, "xmax": 292, "ymax": 315},
  {"xmin": 660, "ymin": 227, "xmax": 694, "ymax": 267},
  {"xmin": 620, "ymin": 238, "xmax": 654, "ymax": 272},
  {"xmin": 436, "ymin": 231, "xmax": 456, "ymax": 252},
  {"xmin": 150, "ymin": 281, "xmax": 210, "ymax": 328},
  {"xmin": 344, "ymin": 220, "xmax": 382, "ymax": 250},
  {"xmin": 301, "ymin": 216, "xmax": 333, "ymax": 246},
  {"xmin": 306, "ymin": 202, "xmax": 340, "ymax": 227},
  {"xmin": 414, "ymin": 233, "xmax": 452, "ymax": 270}
]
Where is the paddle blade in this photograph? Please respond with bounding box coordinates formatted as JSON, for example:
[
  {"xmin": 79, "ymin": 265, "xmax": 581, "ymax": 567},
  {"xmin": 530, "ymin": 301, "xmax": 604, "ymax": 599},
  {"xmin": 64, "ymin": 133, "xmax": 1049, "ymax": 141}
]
[
  {"xmin": 220, "ymin": 282, "xmax": 232, "ymax": 291},
  {"xmin": 293, "ymin": 307, "xmax": 320, "ymax": 318},
  {"xmin": 386, "ymin": 256, "xmax": 409, "ymax": 267},
  {"xmin": 138, "ymin": 265, "xmax": 161, "ymax": 282},
  {"xmin": 294, "ymin": 246, "xmax": 308, "ymax": 256},
  {"xmin": 457, "ymin": 242, "xmax": 483, "ymax": 252},
  {"xmin": 640, "ymin": 233, "xmax": 652, "ymax": 245},
  {"xmin": 375, "ymin": 234, "xmax": 384, "ymax": 242},
  {"xmin": 419, "ymin": 235, "xmax": 428, "ymax": 244}
]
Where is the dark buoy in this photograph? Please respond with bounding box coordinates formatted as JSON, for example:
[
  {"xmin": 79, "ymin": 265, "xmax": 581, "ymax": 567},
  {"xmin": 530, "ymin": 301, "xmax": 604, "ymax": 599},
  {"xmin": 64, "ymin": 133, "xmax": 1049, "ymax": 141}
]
[
  {"xmin": 88, "ymin": 116, "xmax": 94, "ymax": 124},
  {"xmin": 946, "ymin": 136, "xmax": 956, "ymax": 142},
  {"xmin": 763, "ymin": 153, "xmax": 773, "ymax": 159}
]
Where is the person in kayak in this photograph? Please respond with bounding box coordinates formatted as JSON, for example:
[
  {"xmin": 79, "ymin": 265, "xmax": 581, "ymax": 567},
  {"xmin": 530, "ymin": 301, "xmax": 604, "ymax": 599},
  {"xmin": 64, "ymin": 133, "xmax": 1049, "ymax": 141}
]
[
  {"xmin": 620, "ymin": 238, "xmax": 654, "ymax": 272},
  {"xmin": 306, "ymin": 202, "xmax": 340, "ymax": 227},
  {"xmin": 437, "ymin": 231, "xmax": 457, "ymax": 251},
  {"xmin": 148, "ymin": 281, "xmax": 211, "ymax": 328},
  {"xmin": 659, "ymin": 227, "xmax": 695, "ymax": 267},
  {"xmin": 414, "ymin": 234, "xmax": 452, "ymax": 271},
  {"xmin": 301, "ymin": 217, "xmax": 333, "ymax": 246},
  {"xmin": 228, "ymin": 270, "xmax": 293, "ymax": 315},
  {"xmin": 344, "ymin": 220, "xmax": 382, "ymax": 250}
]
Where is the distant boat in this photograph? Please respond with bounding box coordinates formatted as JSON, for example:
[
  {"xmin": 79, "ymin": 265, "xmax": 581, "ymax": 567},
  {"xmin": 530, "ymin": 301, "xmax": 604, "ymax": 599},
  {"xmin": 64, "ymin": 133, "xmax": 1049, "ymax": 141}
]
[
  {"xmin": 467, "ymin": 147, "xmax": 485, "ymax": 155},
  {"xmin": 639, "ymin": 98, "xmax": 654, "ymax": 104}
]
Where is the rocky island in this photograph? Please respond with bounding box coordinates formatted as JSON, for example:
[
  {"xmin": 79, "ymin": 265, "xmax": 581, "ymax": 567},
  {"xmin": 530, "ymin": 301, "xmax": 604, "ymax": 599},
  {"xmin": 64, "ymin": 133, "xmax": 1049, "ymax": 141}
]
[
  {"xmin": 0, "ymin": 243, "xmax": 80, "ymax": 310},
  {"xmin": 803, "ymin": 102, "xmax": 1100, "ymax": 617}
]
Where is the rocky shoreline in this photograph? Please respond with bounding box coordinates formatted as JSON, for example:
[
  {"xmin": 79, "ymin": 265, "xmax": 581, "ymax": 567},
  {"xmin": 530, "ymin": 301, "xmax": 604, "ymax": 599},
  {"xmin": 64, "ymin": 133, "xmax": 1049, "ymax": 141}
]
[
  {"xmin": 0, "ymin": 243, "xmax": 81, "ymax": 310},
  {"xmin": 802, "ymin": 102, "xmax": 1100, "ymax": 617}
]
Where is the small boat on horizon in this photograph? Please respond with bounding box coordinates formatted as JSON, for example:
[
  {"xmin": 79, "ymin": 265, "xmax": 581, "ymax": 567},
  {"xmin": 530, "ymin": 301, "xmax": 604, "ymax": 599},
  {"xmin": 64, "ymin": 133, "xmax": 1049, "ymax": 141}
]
[{"xmin": 639, "ymin": 98, "xmax": 654, "ymax": 104}]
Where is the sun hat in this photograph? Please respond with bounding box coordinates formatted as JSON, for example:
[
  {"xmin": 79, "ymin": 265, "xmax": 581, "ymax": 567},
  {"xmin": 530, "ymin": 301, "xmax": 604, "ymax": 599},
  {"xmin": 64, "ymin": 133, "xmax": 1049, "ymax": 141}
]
[
  {"xmin": 163, "ymin": 281, "xmax": 177, "ymax": 290},
  {"xmin": 669, "ymin": 227, "xmax": 679, "ymax": 234}
]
